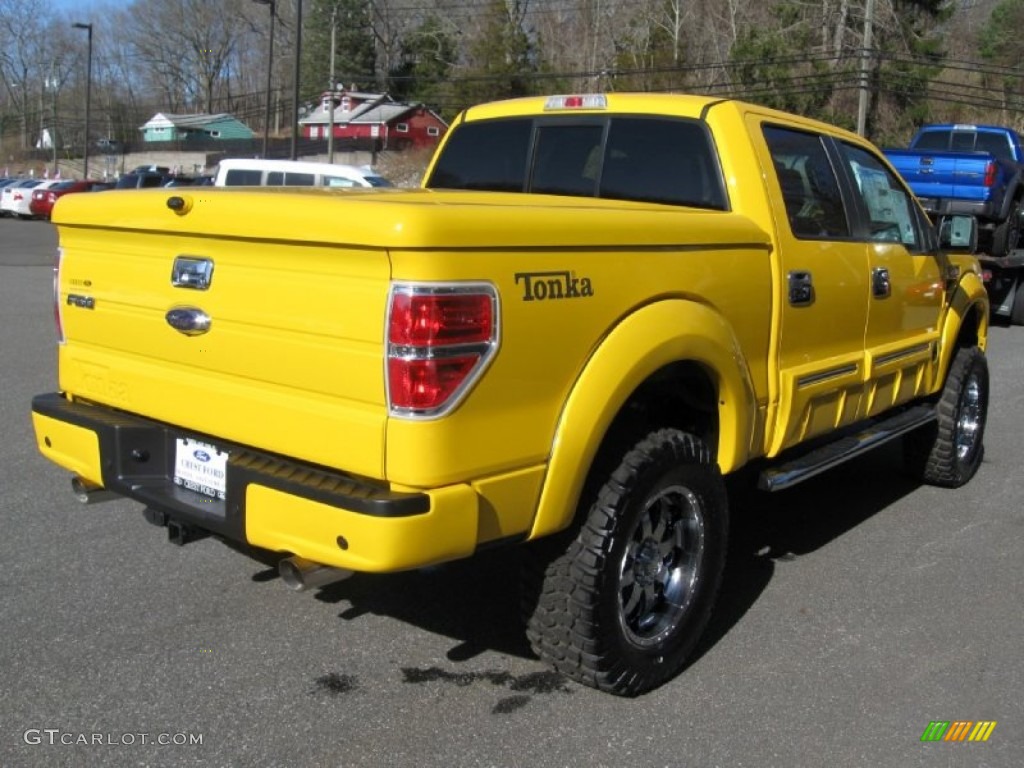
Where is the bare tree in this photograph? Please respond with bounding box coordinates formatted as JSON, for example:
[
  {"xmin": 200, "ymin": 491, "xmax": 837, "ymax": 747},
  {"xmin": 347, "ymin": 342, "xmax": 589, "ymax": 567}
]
[
  {"xmin": 123, "ymin": 0, "xmax": 250, "ymax": 114},
  {"xmin": 0, "ymin": 0, "xmax": 56, "ymax": 150}
]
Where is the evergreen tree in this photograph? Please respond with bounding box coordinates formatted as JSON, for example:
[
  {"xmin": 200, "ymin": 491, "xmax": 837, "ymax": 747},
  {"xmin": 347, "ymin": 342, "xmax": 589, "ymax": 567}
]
[
  {"xmin": 867, "ymin": 0, "xmax": 949, "ymax": 143},
  {"xmin": 302, "ymin": 0, "xmax": 376, "ymax": 102},
  {"xmin": 979, "ymin": 0, "xmax": 1024, "ymax": 117},
  {"xmin": 388, "ymin": 14, "xmax": 457, "ymax": 115},
  {"xmin": 455, "ymin": 0, "xmax": 539, "ymax": 111},
  {"xmin": 729, "ymin": 6, "xmax": 834, "ymax": 120}
]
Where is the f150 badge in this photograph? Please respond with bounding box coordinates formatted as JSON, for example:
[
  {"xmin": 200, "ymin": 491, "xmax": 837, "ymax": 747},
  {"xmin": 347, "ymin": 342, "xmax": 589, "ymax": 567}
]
[{"xmin": 515, "ymin": 270, "xmax": 594, "ymax": 301}]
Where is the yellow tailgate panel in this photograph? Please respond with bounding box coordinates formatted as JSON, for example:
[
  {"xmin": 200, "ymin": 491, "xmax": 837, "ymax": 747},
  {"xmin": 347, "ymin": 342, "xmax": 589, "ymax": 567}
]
[{"xmin": 56, "ymin": 221, "xmax": 390, "ymax": 478}]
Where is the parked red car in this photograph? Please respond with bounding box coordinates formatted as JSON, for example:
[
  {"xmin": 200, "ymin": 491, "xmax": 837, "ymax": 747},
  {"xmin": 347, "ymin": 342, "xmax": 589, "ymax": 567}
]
[{"xmin": 30, "ymin": 179, "xmax": 109, "ymax": 219}]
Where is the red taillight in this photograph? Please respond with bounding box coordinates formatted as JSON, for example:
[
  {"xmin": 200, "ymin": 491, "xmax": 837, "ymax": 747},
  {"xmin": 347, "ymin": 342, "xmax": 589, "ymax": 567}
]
[
  {"xmin": 54, "ymin": 248, "xmax": 65, "ymax": 344},
  {"xmin": 387, "ymin": 356, "xmax": 479, "ymax": 410},
  {"xmin": 387, "ymin": 285, "xmax": 498, "ymax": 416},
  {"xmin": 984, "ymin": 161, "xmax": 997, "ymax": 187},
  {"xmin": 389, "ymin": 292, "xmax": 493, "ymax": 346}
]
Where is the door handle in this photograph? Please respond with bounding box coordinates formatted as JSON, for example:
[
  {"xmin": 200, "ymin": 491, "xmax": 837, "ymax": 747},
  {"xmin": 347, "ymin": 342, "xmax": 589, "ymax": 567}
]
[
  {"xmin": 872, "ymin": 267, "xmax": 891, "ymax": 299},
  {"xmin": 788, "ymin": 271, "xmax": 814, "ymax": 306}
]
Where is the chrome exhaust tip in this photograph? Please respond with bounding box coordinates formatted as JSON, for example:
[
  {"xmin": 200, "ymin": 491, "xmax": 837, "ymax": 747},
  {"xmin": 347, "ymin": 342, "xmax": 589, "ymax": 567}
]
[
  {"xmin": 278, "ymin": 556, "xmax": 353, "ymax": 592},
  {"xmin": 71, "ymin": 476, "xmax": 118, "ymax": 505}
]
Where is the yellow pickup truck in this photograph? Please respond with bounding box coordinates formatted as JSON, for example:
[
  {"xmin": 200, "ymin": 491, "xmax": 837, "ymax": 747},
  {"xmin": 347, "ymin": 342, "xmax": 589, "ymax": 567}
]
[{"xmin": 32, "ymin": 93, "xmax": 989, "ymax": 696}]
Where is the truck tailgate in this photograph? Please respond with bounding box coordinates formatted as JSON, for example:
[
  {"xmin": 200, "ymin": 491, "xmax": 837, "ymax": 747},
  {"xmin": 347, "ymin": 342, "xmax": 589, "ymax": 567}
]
[
  {"xmin": 883, "ymin": 148, "xmax": 993, "ymax": 203},
  {"xmin": 52, "ymin": 188, "xmax": 391, "ymax": 479}
]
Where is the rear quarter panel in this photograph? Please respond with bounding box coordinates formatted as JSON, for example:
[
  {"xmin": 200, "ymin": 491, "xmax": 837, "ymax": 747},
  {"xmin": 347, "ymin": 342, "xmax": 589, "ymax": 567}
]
[{"xmin": 382, "ymin": 194, "xmax": 774, "ymax": 489}]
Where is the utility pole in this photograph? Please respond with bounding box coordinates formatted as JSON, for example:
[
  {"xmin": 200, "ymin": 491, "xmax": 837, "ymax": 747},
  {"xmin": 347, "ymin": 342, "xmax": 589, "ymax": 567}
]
[
  {"xmin": 72, "ymin": 22, "xmax": 93, "ymax": 178},
  {"xmin": 291, "ymin": 0, "xmax": 303, "ymax": 160},
  {"xmin": 49, "ymin": 64, "xmax": 59, "ymax": 177},
  {"xmin": 252, "ymin": 0, "xmax": 275, "ymax": 158},
  {"xmin": 328, "ymin": 7, "xmax": 336, "ymax": 164},
  {"xmin": 856, "ymin": 0, "xmax": 875, "ymax": 138}
]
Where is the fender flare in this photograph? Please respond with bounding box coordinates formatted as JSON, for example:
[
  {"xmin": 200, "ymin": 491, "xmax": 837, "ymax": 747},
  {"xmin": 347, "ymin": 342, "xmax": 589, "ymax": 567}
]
[
  {"xmin": 527, "ymin": 299, "xmax": 759, "ymax": 540},
  {"xmin": 937, "ymin": 269, "xmax": 989, "ymax": 381}
]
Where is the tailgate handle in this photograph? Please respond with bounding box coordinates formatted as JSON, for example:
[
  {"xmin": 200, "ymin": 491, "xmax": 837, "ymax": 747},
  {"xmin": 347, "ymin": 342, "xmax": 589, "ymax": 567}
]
[
  {"xmin": 165, "ymin": 307, "xmax": 211, "ymax": 336},
  {"xmin": 171, "ymin": 256, "xmax": 214, "ymax": 290}
]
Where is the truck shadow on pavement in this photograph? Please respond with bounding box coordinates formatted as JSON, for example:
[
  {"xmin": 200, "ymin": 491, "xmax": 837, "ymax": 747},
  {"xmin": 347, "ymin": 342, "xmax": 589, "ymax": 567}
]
[
  {"xmin": 696, "ymin": 442, "xmax": 920, "ymax": 663},
  {"xmin": 267, "ymin": 442, "xmax": 925, "ymax": 693}
]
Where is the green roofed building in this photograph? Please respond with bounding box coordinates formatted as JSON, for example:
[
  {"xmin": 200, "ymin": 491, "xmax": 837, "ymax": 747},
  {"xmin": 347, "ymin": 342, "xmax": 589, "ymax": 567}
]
[{"xmin": 141, "ymin": 113, "xmax": 254, "ymax": 142}]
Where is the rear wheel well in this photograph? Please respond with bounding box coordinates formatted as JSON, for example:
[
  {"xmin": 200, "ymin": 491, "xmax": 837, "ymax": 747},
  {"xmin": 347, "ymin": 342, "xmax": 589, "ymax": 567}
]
[{"xmin": 577, "ymin": 361, "xmax": 719, "ymax": 520}]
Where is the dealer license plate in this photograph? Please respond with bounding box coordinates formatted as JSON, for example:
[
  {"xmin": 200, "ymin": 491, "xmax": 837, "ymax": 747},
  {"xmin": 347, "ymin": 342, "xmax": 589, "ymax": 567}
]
[{"xmin": 173, "ymin": 438, "xmax": 228, "ymax": 500}]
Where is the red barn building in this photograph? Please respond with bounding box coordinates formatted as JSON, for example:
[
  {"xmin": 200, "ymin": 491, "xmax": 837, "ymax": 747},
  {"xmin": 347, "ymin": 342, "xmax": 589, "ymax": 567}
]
[{"xmin": 300, "ymin": 90, "xmax": 447, "ymax": 150}]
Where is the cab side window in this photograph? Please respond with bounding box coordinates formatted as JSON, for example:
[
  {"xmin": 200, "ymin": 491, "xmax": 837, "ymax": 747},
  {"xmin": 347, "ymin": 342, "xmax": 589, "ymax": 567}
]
[
  {"xmin": 283, "ymin": 172, "xmax": 315, "ymax": 186},
  {"xmin": 223, "ymin": 169, "xmax": 263, "ymax": 186},
  {"xmin": 838, "ymin": 142, "xmax": 922, "ymax": 250},
  {"xmin": 764, "ymin": 126, "xmax": 850, "ymax": 239}
]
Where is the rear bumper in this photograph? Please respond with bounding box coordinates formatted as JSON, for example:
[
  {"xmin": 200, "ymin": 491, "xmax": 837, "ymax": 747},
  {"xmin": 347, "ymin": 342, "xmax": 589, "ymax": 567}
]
[
  {"xmin": 916, "ymin": 197, "xmax": 999, "ymax": 222},
  {"xmin": 31, "ymin": 393, "xmax": 480, "ymax": 572}
]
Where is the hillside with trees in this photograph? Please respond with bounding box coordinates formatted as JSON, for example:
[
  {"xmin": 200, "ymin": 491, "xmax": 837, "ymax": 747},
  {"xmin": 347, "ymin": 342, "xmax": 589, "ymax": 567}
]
[{"xmin": 2, "ymin": 0, "xmax": 1023, "ymax": 167}]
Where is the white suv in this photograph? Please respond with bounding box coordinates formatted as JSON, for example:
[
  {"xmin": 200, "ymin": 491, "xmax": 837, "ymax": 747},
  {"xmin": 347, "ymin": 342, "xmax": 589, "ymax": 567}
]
[{"xmin": 213, "ymin": 159, "xmax": 392, "ymax": 188}]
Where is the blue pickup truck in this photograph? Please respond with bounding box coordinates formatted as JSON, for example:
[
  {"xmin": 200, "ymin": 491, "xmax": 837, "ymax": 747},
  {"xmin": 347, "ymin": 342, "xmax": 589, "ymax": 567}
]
[{"xmin": 884, "ymin": 124, "xmax": 1024, "ymax": 324}]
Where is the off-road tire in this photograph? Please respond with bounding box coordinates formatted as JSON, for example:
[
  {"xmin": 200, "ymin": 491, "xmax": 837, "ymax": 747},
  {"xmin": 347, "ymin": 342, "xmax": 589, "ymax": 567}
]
[
  {"xmin": 522, "ymin": 429, "xmax": 728, "ymax": 696},
  {"xmin": 904, "ymin": 346, "xmax": 988, "ymax": 487},
  {"xmin": 991, "ymin": 200, "xmax": 1022, "ymax": 257}
]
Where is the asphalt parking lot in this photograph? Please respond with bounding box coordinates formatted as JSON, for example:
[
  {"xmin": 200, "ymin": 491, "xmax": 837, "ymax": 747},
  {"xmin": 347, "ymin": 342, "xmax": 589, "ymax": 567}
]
[{"xmin": 1, "ymin": 216, "xmax": 1021, "ymax": 767}]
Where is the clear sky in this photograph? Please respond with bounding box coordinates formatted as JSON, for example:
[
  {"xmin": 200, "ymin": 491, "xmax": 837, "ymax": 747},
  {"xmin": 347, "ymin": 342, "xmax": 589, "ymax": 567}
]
[{"xmin": 51, "ymin": 0, "xmax": 107, "ymax": 19}]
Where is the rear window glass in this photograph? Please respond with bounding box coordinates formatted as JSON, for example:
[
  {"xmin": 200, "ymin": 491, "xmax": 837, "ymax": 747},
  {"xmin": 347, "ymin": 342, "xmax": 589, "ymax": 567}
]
[
  {"xmin": 531, "ymin": 124, "xmax": 604, "ymax": 197},
  {"xmin": 913, "ymin": 128, "xmax": 1013, "ymax": 161},
  {"xmin": 912, "ymin": 131, "xmax": 949, "ymax": 151},
  {"xmin": 951, "ymin": 132, "xmax": 975, "ymax": 151},
  {"xmin": 428, "ymin": 119, "xmax": 532, "ymax": 191},
  {"xmin": 976, "ymin": 132, "xmax": 1013, "ymax": 162},
  {"xmin": 600, "ymin": 118, "xmax": 726, "ymax": 208},
  {"xmin": 426, "ymin": 115, "xmax": 726, "ymax": 209}
]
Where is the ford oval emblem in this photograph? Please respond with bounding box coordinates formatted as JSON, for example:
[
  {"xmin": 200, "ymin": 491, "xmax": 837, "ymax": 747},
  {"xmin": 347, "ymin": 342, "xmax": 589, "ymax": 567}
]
[
  {"xmin": 165, "ymin": 307, "xmax": 211, "ymax": 336},
  {"xmin": 193, "ymin": 450, "xmax": 211, "ymax": 462}
]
